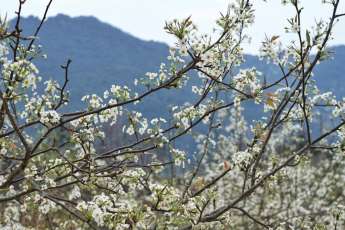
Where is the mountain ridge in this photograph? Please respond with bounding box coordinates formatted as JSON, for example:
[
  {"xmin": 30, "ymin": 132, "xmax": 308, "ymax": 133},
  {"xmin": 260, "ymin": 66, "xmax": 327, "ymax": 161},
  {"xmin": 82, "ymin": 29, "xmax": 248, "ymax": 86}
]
[
  {"xmin": 6, "ymin": 14, "xmax": 344, "ymax": 151},
  {"xmin": 10, "ymin": 15, "xmax": 345, "ymax": 117}
]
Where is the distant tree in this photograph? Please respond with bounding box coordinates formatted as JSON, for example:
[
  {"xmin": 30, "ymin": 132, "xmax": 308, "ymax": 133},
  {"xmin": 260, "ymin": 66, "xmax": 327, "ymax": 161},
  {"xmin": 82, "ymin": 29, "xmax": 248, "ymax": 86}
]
[{"xmin": 0, "ymin": 0, "xmax": 345, "ymax": 229}]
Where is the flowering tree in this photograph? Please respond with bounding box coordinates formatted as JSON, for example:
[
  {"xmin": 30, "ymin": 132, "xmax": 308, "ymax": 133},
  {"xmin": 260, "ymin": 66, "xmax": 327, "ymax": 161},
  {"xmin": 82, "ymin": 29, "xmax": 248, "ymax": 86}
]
[{"xmin": 1, "ymin": 0, "xmax": 345, "ymax": 229}]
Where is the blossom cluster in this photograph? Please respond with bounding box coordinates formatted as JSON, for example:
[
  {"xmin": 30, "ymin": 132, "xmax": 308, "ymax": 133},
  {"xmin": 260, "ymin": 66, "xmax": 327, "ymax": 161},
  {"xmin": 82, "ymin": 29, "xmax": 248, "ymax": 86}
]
[{"xmin": 0, "ymin": 0, "xmax": 345, "ymax": 229}]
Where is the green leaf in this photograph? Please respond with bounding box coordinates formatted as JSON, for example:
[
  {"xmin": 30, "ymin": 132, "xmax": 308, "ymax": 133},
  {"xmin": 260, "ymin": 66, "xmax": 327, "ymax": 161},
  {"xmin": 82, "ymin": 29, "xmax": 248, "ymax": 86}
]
[{"xmin": 306, "ymin": 30, "xmax": 311, "ymax": 47}]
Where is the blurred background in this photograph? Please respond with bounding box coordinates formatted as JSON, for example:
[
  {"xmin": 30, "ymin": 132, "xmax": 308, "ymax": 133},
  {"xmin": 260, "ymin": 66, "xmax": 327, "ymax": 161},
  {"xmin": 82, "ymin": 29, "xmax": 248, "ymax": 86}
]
[{"xmin": 1, "ymin": 0, "xmax": 345, "ymax": 54}]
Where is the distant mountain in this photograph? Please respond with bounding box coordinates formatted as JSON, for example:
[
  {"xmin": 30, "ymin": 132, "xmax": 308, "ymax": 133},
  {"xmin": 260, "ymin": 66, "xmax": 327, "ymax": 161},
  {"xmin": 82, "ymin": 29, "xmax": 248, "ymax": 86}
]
[{"xmin": 13, "ymin": 15, "xmax": 345, "ymax": 134}]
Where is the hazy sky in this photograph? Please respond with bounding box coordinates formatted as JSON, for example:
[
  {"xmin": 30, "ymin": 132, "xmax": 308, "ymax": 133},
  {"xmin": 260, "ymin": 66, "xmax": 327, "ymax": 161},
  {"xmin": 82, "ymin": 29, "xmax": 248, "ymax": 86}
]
[{"xmin": 1, "ymin": 0, "xmax": 344, "ymax": 54}]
